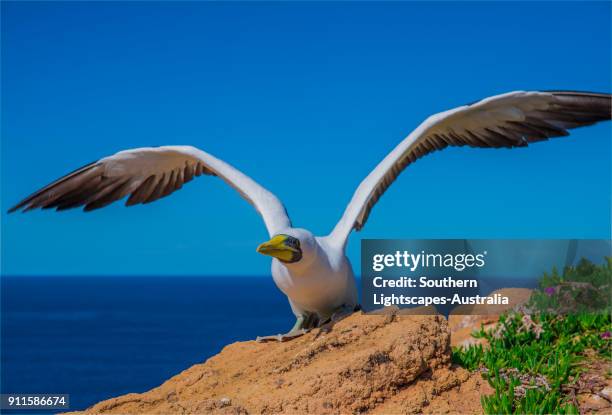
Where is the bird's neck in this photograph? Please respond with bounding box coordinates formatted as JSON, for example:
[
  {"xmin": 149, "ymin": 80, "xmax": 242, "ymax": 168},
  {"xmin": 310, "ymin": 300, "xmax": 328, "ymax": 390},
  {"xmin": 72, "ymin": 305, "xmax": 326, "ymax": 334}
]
[{"xmin": 282, "ymin": 240, "xmax": 324, "ymax": 275}]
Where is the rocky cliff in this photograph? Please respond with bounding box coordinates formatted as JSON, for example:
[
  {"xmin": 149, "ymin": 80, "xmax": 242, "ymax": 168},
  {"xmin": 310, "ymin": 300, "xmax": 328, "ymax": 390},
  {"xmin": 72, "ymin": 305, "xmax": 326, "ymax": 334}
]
[{"xmin": 67, "ymin": 312, "xmax": 491, "ymax": 414}]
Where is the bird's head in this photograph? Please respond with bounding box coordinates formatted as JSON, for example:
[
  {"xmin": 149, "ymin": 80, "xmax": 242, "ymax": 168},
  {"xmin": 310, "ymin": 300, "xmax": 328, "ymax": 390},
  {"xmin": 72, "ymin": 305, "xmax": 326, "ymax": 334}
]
[{"xmin": 256, "ymin": 229, "xmax": 315, "ymax": 264}]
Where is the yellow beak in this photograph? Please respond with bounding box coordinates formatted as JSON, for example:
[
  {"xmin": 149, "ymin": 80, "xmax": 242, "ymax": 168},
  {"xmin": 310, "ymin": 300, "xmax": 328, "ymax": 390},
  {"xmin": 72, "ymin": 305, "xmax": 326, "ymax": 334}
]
[{"xmin": 256, "ymin": 234, "xmax": 301, "ymax": 263}]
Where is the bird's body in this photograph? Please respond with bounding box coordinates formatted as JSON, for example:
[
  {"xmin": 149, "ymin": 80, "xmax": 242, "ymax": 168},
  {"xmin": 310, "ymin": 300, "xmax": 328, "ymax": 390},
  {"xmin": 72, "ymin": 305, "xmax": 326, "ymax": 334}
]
[
  {"xmin": 10, "ymin": 90, "xmax": 611, "ymax": 341},
  {"xmin": 270, "ymin": 233, "xmax": 357, "ymax": 322}
]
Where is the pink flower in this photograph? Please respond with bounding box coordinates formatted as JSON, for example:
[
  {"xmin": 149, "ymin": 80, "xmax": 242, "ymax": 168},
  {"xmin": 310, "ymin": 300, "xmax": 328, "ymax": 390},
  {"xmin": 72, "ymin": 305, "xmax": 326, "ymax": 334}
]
[
  {"xmin": 601, "ymin": 331, "xmax": 611, "ymax": 339},
  {"xmin": 544, "ymin": 287, "xmax": 555, "ymax": 296}
]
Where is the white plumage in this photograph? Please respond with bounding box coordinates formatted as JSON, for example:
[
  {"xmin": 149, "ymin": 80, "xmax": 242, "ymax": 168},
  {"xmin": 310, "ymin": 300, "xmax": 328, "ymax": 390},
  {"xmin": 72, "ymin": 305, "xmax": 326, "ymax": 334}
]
[{"xmin": 10, "ymin": 90, "xmax": 611, "ymax": 340}]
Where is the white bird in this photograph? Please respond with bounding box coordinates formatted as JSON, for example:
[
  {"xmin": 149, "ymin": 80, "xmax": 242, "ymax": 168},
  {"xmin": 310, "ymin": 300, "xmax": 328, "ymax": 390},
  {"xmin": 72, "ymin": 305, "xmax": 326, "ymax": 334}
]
[{"xmin": 10, "ymin": 90, "xmax": 611, "ymax": 341}]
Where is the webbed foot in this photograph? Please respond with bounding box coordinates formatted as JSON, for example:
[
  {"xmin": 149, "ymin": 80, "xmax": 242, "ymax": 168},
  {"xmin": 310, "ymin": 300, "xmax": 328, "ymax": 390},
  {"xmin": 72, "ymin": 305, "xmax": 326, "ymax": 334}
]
[
  {"xmin": 320, "ymin": 304, "xmax": 360, "ymax": 327},
  {"xmin": 256, "ymin": 313, "xmax": 319, "ymax": 343},
  {"xmin": 256, "ymin": 328, "xmax": 309, "ymax": 343}
]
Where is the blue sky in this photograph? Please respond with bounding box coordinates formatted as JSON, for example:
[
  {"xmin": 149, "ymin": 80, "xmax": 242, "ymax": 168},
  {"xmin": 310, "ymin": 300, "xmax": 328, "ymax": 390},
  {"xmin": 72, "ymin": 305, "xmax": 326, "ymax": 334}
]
[{"xmin": 1, "ymin": 1, "xmax": 610, "ymax": 276}]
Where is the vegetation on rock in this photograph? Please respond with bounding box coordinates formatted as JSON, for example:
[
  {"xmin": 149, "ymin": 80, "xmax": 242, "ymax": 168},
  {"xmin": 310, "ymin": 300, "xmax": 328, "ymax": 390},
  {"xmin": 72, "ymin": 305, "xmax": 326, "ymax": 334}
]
[{"xmin": 453, "ymin": 258, "xmax": 612, "ymax": 414}]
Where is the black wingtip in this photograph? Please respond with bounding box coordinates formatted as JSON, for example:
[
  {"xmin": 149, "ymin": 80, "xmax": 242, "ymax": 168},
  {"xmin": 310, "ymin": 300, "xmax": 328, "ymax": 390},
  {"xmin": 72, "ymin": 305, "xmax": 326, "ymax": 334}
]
[
  {"xmin": 545, "ymin": 90, "xmax": 612, "ymax": 98},
  {"xmin": 7, "ymin": 204, "xmax": 23, "ymax": 214}
]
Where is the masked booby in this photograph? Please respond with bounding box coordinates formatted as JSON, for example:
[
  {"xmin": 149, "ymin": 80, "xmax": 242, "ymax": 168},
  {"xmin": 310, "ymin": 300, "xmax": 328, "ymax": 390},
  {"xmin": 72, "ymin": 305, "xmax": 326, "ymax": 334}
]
[{"xmin": 9, "ymin": 90, "xmax": 612, "ymax": 341}]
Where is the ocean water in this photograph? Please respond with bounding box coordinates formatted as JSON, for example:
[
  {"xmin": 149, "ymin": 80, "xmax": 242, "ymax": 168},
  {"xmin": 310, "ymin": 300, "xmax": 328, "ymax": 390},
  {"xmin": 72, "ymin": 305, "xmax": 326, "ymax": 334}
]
[{"xmin": 1, "ymin": 276, "xmax": 294, "ymax": 412}]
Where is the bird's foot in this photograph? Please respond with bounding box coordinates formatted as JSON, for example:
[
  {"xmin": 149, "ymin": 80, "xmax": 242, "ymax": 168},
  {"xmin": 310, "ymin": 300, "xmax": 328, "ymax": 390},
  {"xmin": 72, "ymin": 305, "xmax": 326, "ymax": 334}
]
[
  {"xmin": 256, "ymin": 313, "xmax": 318, "ymax": 343},
  {"xmin": 321, "ymin": 304, "xmax": 359, "ymax": 326},
  {"xmin": 256, "ymin": 328, "xmax": 309, "ymax": 343},
  {"xmin": 331, "ymin": 304, "xmax": 359, "ymax": 323}
]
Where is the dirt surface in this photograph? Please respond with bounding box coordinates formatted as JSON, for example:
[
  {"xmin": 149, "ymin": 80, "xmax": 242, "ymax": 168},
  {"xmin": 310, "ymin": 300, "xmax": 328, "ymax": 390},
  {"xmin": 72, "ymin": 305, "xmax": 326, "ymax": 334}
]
[
  {"xmin": 574, "ymin": 351, "xmax": 612, "ymax": 414},
  {"xmin": 65, "ymin": 312, "xmax": 491, "ymax": 415}
]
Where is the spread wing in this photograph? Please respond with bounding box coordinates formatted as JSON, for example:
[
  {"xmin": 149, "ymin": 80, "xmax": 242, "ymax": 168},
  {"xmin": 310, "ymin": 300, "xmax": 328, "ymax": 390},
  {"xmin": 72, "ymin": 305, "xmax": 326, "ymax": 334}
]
[
  {"xmin": 9, "ymin": 145, "xmax": 291, "ymax": 236},
  {"xmin": 328, "ymin": 90, "xmax": 611, "ymax": 247}
]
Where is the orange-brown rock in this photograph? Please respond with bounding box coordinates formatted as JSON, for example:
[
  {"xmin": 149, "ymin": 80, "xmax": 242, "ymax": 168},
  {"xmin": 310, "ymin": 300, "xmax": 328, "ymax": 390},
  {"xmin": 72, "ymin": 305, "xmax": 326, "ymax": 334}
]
[
  {"xmin": 66, "ymin": 312, "xmax": 490, "ymax": 415},
  {"xmin": 449, "ymin": 288, "xmax": 533, "ymax": 348}
]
